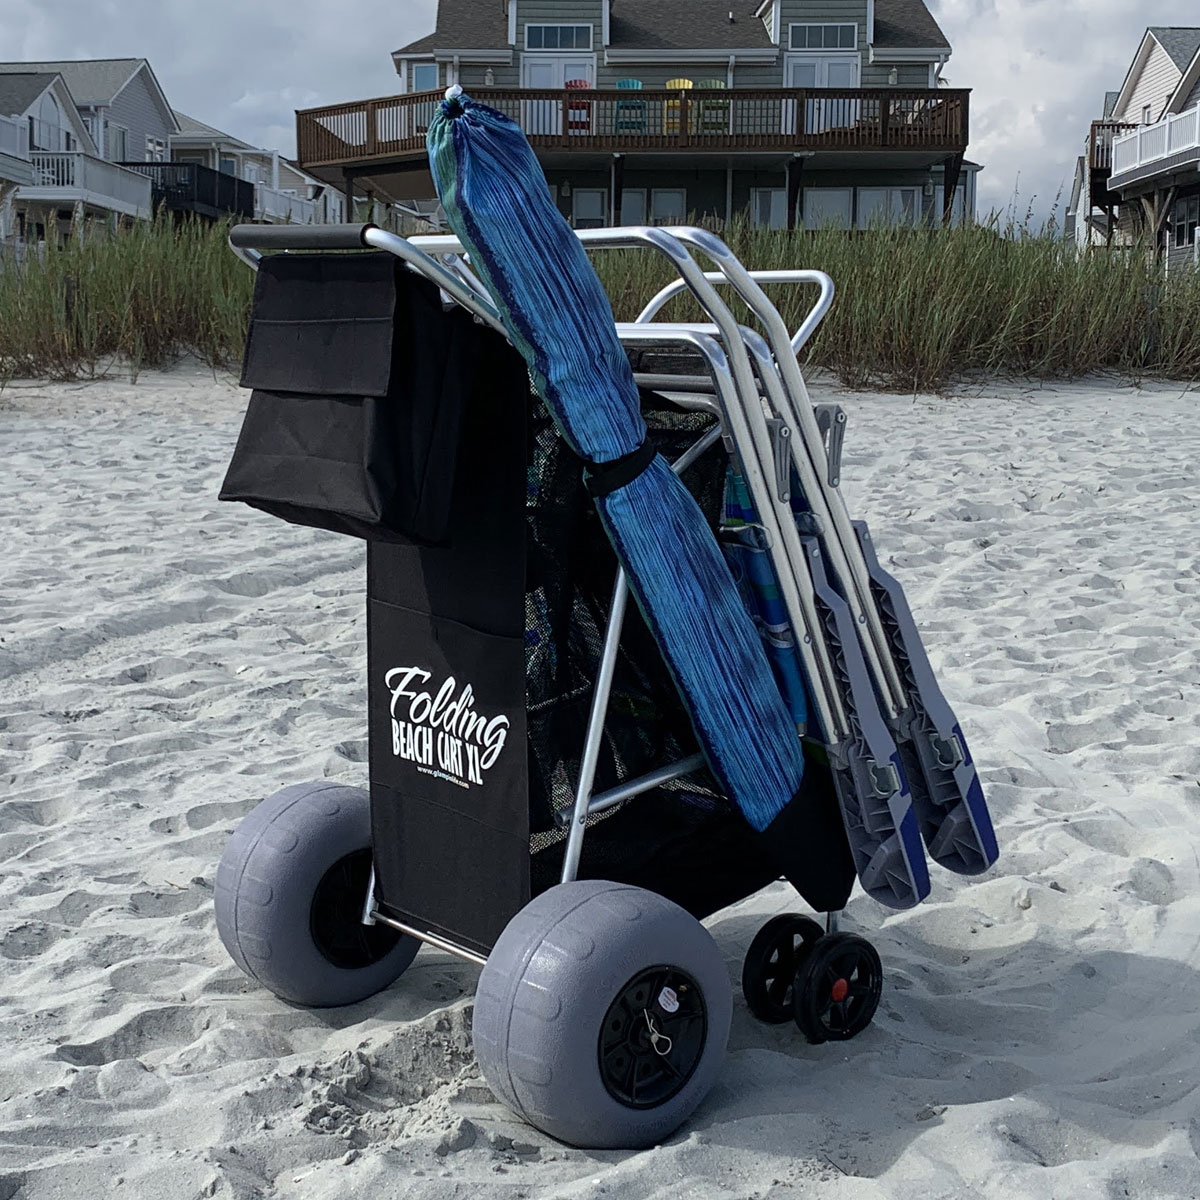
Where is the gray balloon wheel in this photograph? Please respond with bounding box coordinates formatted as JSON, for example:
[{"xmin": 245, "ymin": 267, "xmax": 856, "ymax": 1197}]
[
  {"xmin": 214, "ymin": 781, "xmax": 418, "ymax": 1007},
  {"xmin": 473, "ymin": 880, "xmax": 731, "ymax": 1149}
]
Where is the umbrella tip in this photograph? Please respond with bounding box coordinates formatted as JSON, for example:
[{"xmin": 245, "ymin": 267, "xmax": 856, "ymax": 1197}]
[{"xmin": 441, "ymin": 83, "xmax": 467, "ymax": 118}]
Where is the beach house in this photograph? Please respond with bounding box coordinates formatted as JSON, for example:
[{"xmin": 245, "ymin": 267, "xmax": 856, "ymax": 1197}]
[
  {"xmin": 294, "ymin": 0, "xmax": 979, "ymax": 230},
  {"xmin": 170, "ymin": 112, "xmax": 346, "ymax": 225},
  {"xmin": 0, "ymin": 67, "xmax": 154, "ymax": 244},
  {"xmin": 1068, "ymin": 27, "xmax": 1200, "ymax": 269}
]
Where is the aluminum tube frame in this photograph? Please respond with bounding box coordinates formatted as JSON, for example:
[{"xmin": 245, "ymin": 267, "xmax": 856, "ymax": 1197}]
[
  {"xmin": 560, "ymin": 423, "xmax": 724, "ymax": 885},
  {"xmin": 617, "ymin": 322, "xmax": 844, "ymax": 743},
  {"xmin": 667, "ymin": 226, "xmax": 907, "ymax": 720},
  {"xmin": 636, "ymin": 269, "xmax": 835, "ymax": 355}
]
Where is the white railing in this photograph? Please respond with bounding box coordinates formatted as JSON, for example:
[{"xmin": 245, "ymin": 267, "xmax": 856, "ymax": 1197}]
[
  {"xmin": 0, "ymin": 115, "xmax": 29, "ymax": 160},
  {"xmin": 1112, "ymin": 106, "xmax": 1200, "ymax": 176},
  {"xmin": 29, "ymin": 152, "xmax": 152, "ymax": 214},
  {"xmin": 255, "ymin": 183, "xmax": 318, "ymax": 224}
]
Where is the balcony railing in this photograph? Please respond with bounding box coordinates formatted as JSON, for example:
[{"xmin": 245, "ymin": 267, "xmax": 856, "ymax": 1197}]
[
  {"xmin": 297, "ymin": 86, "xmax": 969, "ymax": 167},
  {"xmin": 120, "ymin": 162, "xmax": 255, "ymax": 219},
  {"xmin": 28, "ymin": 152, "xmax": 152, "ymax": 216},
  {"xmin": 1111, "ymin": 107, "xmax": 1200, "ymax": 177},
  {"xmin": 1088, "ymin": 120, "xmax": 1136, "ymax": 170},
  {"xmin": 255, "ymin": 182, "xmax": 318, "ymax": 224},
  {"xmin": 0, "ymin": 115, "xmax": 29, "ymax": 160}
]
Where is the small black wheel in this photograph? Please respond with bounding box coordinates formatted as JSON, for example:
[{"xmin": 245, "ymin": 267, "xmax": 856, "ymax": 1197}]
[
  {"xmin": 741, "ymin": 914, "xmax": 824, "ymax": 1024},
  {"xmin": 793, "ymin": 932, "xmax": 882, "ymax": 1044}
]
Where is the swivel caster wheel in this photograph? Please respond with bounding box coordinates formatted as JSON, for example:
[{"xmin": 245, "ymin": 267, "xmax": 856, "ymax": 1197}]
[
  {"xmin": 792, "ymin": 932, "xmax": 882, "ymax": 1044},
  {"xmin": 741, "ymin": 914, "xmax": 824, "ymax": 1024}
]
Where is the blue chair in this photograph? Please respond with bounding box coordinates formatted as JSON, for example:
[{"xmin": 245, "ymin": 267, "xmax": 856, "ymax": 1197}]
[{"xmin": 615, "ymin": 78, "xmax": 646, "ymax": 136}]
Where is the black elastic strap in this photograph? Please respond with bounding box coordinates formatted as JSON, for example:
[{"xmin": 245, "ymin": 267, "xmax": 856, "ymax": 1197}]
[{"xmin": 583, "ymin": 440, "xmax": 658, "ymax": 499}]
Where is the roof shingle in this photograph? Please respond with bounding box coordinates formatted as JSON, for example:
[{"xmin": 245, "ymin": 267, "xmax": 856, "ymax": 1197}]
[
  {"xmin": 394, "ymin": 0, "xmax": 950, "ymax": 57},
  {"xmin": 1149, "ymin": 27, "xmax": 1200, "ymax": 71},
  {"xmin": 0, "ymin": 58, "xmax": 143, "ymax": 105},
  {"xmin": 0, "ymin": 72, "xmax": 58, "ymax": 118}
]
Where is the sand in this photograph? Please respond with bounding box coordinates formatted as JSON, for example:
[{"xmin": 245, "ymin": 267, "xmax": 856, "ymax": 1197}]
[{"xmin": 1, "ymin": 363, "xmax": 1199, "ymax": 1199}]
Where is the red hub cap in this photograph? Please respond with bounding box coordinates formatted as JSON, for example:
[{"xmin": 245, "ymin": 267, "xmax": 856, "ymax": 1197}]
[{"xmin": 830, "ymin": 977, "xmax": 849, "ymax": 1004}]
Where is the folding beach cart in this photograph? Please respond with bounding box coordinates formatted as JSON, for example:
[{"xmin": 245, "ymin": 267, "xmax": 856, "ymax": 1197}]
[{"xmin": 214, "ymin": 213, "xmax": 997, "ymax": 1150}]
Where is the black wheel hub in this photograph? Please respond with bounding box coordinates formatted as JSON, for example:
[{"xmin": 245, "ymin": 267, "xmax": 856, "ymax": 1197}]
[
  {"xmin": 742, "ymin": 914, "xmax": 825, "ymax": 1024},
  {"xmin": 793, "ymin": 932, "xmax": 882, "ymax": 1044},
  {"xmin": 598, "ymin": 966, "xmax": 707, "ymax": 1109},
  {"xmin": 310, "ymin": 849, "xmax": 402, "ymax": 970}
]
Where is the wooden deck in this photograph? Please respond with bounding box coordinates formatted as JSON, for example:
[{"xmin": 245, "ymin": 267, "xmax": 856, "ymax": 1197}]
[{"xmin": 296, "ymin": 86, "xmax": 970, "ymax": 170}]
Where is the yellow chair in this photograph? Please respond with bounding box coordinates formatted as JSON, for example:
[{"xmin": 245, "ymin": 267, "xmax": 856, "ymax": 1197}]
[{"xmin": 664, "ymin": 78, "xmax": 694, "ymax": 136}]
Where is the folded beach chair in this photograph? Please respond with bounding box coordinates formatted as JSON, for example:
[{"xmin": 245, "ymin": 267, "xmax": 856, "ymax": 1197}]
[{"xmin": 211, "ymin": 89, "xmax": 997, "ymax": 1152}]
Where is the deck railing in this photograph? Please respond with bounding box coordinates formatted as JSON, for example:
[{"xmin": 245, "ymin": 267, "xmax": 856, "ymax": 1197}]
[
  {"xmin": 30, "ymin": 152, "xmax": 152, "ymax": 213},
  {"xmin": 297, "ymin": 86, "xmax": 969, "ymax": 167},
  {"xmin": 0, "ymin": 115, "xmax": 29, "ymax": 160},
  {"xmin": 1111, "ymin": 107, "xmax": 1200, "ymax": 177},
  {"xmin": 119, "ymin": 162, "xmax": 255, "ymax": 218},
  {"xmin": 255, "ymin": 183, "xmax": 318, "ymax": 224},
  {"xmin": 1088, "ymin": 120, "xmax": 1137, "ymax": 170}
]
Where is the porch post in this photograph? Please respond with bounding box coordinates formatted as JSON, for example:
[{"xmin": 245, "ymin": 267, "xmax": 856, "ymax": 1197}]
[
  {"xmin": 942, "ymin": 153, "xmax": 963, "ymax": 225},
  {"xmin": 343, "ymin": 171, "xmax": 355, "ymax": 222},
  {"xmin": 786, "ymin": 154, "xmax": 803, "ymax": 231},
  {"xmin": 611, "ymin": 154, "xmax": 624, "ymax": 225}
]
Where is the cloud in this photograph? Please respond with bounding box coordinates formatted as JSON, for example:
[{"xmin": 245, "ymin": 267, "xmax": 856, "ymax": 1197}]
[
  {"xmin": 0, "ymin": 0, "xmax": 436, "ymax": 156},
  {"xmin": 928, "ymin": 0, "xmax": 1186, "ymax": 224}
]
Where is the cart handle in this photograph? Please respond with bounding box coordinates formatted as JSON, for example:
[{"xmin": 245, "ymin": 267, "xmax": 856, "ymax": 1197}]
[
  {"xmin": 228, "ymin": 223, "xmax": 378, "ymax": 251},
  {"xmin": 636, "ymin": 269, "xmax": 835, "ymax": 355}
]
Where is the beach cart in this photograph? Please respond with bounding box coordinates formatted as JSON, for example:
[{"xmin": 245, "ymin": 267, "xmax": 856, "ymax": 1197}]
[{"xmin": 214, "ymin": 213, "xmax": 996, "ymax": 1149}]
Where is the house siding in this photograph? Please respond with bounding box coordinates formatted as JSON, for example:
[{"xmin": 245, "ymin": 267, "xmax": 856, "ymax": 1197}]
[
  {"xmin": 862, "ymin": 61, "xmax": 931, "ymax": 86},
  {"xmin": 1180, "ymin": 75, "xmax": 1200, "ymax": 111},
  {"xmin": 517, "ymin": 0, "xmax": 602, "ymax": 82},
  {"xmin": 105, "ymin": 68, "xmax": 174, "ymax": 161},
  {"xmin": 1114, "ymin": 40, "xmax": 1180, "ymax": 123}
]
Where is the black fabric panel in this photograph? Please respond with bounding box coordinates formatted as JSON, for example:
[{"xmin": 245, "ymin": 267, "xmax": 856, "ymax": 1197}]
[
  {"xmin": 753, "ymin": 754, "xmax": 856, "ymax": 913},
  {"xmin": 240, "ymin": 252, "xmax": 398, "ymax": 397},
  {"xmin": 530, "ymin": 789, "xmax": 781, "ymax": 921},
  {"xmin": 221, "ymin": 252, "xmax": 527, "ymax": 545},
  {"xmin": 367, "ymin": 357, "xmax": 530, "ymax": 954}
]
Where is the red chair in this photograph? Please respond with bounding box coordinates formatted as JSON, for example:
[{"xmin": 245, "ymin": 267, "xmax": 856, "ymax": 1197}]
[{"xmin": 565, "ymin": 78, "xmax": 593, "ymax": 136}]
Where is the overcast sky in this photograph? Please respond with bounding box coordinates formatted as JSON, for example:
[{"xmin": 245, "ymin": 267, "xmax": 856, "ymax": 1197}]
[{"xmin": 3, "ymin": 0, "xmax": 1193, "ymax": 225}]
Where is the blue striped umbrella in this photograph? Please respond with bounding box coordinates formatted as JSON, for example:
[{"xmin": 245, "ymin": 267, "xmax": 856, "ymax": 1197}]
[{"xmin": 426, "ymin": 91, "xmax": 808, "ymax": 836}]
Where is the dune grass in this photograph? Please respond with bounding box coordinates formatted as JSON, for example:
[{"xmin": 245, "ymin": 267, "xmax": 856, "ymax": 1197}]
[
  {"xmin": 0, "ymin": 217, "xmax": 252, "ymax": 382},
  {"xmin": 1, "ymin": 216, "xmax": 1198, "ymax": 390}
]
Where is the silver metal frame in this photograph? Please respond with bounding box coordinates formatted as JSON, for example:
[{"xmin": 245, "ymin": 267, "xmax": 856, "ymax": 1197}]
[{"xmin": 230, "ymin": 222, "xmax": 868, "ymax": 964}]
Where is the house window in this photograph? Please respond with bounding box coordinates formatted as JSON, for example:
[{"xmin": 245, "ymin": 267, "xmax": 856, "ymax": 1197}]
[
  {"xmin": 105, "ymin": 124, "xmax": 127, "ymax": 162},
  {"xmin": 1142, "ymin": 104, "xmax": 1153, "ymax": 124},
  {"xmin": 620, "ymin": 188, "xmax": 647, "ymax": 225},
  {"xmin": 934, "ymin": 184, "xmax": 968, "ymax": 227},
  {"xmin": 1171, "ymin": 195, "xmax": 1200, "ymax": 248},
  {"xmin": 650, "ymin": 188, "xmax": 686, "ymax": 223},
  {"xmin": 857, "ymin": 186, "xmax": 920, "ymax": 229},
  {"xmin": 145, "ymin": 136, "xmax": 166, "ymax": 162},
  {"xmin": 411, "ymin": 62, "xmax": 438, "ymax": 92},
  {"xmin": 750, "ymin": 187, "xmax": 787, "ymax": 229},
  {"xmin": 802, "ymin": 188, "xmax": 852, "ymax": 230},
  {"xmin": 526, "ymin": 24, "xmax": 593, "ymax": 51},
  {"xmin": 789, "ymin": 24, "xmax": 857, "ymax": 51},
  {"xmin": 571, "ymin": 187, "xmax": 607, "ymax": 228},
  {"xmin": 220, "ymin": 156, "xmax": 237, "ymax": 176}
]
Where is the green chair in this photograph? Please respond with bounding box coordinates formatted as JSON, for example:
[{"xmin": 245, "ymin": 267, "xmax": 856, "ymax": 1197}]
[
  {"xmin": 614, "ymin": 78, "xmax": 646, "ymax": 136},
  {"xmin": 695, "ymin": 79, "xmax": 730, "ymax": 136}
]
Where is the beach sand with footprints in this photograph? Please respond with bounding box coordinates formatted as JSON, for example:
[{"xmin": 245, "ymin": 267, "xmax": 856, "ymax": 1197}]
[{"xmin": 2, "ymin": 364, "xmax": 1199, "ymax": 1198}]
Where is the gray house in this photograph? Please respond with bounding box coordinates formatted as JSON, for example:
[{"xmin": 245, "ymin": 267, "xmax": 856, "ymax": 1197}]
[
  {"xmin": 1069, "ymin": 27, "xmax": 1200, "ymax": 270},
  {"xmin": 0, "ymin": 69, "xmax": 153, "ymax": 245},
  {"xmin": 296, "ymin": 0, "xmax": 978, "ymax": 230}
]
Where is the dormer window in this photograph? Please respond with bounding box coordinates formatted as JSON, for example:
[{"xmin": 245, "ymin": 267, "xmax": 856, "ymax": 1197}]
[
  {"xmin": 789, "ymin": 23, "xmax": 857, "ymax": 51},
  {"xmin": 526, "ymin": 24, "xmax": 593, "ymax": 51}
]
